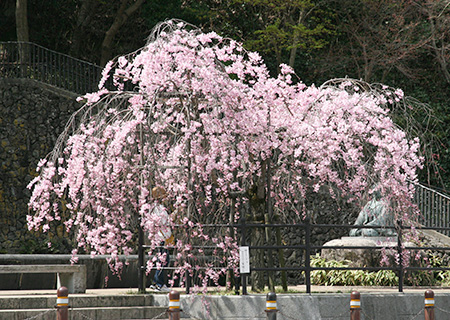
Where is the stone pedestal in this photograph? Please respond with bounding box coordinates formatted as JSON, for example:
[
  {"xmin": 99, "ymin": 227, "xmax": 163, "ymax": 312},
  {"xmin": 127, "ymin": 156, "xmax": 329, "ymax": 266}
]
[{"xmin": 321, "ymin": 236, "xmax": 398, "ymax": 267}]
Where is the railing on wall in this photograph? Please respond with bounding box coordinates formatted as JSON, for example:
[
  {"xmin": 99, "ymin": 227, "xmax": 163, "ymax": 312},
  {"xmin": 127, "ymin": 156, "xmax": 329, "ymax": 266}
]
[
  {"xmin": 140, "ymin": 219, "xmax": 450, "ymax": 295},
  {"xmin": 414, "ymin": 183, "xmax": 450, "ymax": 236},
  {"xmin": 0, "ymin": 41, "xmax": 102, "ymax": 94}
]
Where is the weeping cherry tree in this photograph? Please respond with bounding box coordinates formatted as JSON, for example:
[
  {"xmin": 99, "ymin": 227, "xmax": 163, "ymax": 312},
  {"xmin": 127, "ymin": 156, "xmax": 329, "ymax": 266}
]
[{"xmin": 27, "ymin": 20, "xmax": 424, "ymax": 292}]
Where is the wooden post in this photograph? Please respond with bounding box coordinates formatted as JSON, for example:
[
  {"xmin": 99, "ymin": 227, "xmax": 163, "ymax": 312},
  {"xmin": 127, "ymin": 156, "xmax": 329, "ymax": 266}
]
[
  {"xmin": 424, "ymin": 290, "xmax": 435, "ymax": 320},
  {"xmin": 350, "ymin": 291, "xmax": 361, "ymax": 320},
  {"xmin": 167, "ymin": 290, "xmax": 181, "ymax": 320},
  {"xmin": 56, "ymin": 286, "xmax": 69, "ymax": 320}
]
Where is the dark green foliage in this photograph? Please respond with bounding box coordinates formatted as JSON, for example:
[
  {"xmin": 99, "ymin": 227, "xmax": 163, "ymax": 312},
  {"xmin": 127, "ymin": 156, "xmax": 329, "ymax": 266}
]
[
  {"xmin": 308, "ymin": 255, "xmax": 398, "ymax": 286},
  {"xmin": 142, "ymin": 0, "xmax": 210, "ymax": 30},
  {"xmin": 18, "ymin": 236, "xmax": 72, "ymax": 254},
  {"xmin": 1, "ymin": 0, "xmax": 449, "ymax": 189},
  {"xmin": 0, "ymin": 0, "xmax": 16, "ymax": 41},
  {"xmin": 309, "ymin": 253, "xmax": 450, "ymax": 287}
]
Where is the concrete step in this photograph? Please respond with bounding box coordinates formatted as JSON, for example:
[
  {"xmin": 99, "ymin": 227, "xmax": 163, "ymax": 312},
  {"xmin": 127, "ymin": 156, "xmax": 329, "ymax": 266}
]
[
  {"xmin": 0, "ymin": 293, "xmax": 195, "ymax": 320},
  {"xmin": 0, "ymin": 294, "xmax": 155, "ymax": 309},
  {"xmin": 0, "ymin": 306, "xmax": 170, "ymax": 320}
]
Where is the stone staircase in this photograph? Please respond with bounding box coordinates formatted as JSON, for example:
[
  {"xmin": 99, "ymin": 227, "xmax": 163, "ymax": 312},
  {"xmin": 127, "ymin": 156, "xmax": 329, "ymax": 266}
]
[{"xmin": 0, "ymin": 293, "xmax": 174, "ymax": 320}]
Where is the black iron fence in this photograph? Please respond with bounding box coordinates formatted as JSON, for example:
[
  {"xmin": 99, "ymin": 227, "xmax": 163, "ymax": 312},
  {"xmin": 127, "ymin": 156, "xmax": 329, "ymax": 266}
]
[
  {"xmin": 238, "ymin": 219, "xmax": 450, "ymax": 294},
  {"xmin": 0, "ymin": 41, "xmax": 102, "ymax": 94},
  {"xmin": 139, "ymin": 219, "xmax": 450, "ymax": 294},
  {"xmin": 415, "ymin": 183, "xmax": 450, "ymax": 236}
]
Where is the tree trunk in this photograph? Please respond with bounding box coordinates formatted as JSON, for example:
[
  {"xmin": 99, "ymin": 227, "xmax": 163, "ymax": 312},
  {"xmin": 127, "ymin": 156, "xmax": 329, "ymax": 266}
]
[
  {"xmin": 362, "ymin": 44, "xmax": 373, "ymax": 83},
  {"xmin": 288, "ymin": 9, "xmax": 306, "ymax": 68},
  {"xmin": 429, "ymin": 18, "xmax": 450, "ymax": 84},
  {"xmin": 276, "ymin": 227, "xmax": 288, "ymax": 291},
  {"xmin": 250, "ymin": 219, "xmax": 265, "ymax": 292},
  {"xmin": 15, "ymin": 0, "xmax": 29, "ymax": 76},
  {"xmin": 100, "ymin": 0, "xmax": 145, "ymax": 66},
  {"xmin": 226, "ymin": 196, "xmax": 236, "ymax": 291},
  {"xmin": 70, "ymin": 0, "xmax": 98, "ymax": 58},
  {"xmin": 250, "ymin": 162, "xmax": 267, "ymax": 292},
  {"xmin": 15, "ymin": 0, "xmax": 28, "ymax": 42},
  {"xmin": 264, "ymin": 213, "xmax": 275, "ymax": 292},
  {"xmin": 264, "ymin": 156, "xmax": 275, "ymax": 292}
]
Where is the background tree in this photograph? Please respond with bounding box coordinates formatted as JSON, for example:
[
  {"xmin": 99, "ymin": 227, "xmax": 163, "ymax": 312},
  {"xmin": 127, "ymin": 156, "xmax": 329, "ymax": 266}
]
[
  {"xmin": 100, "ymin": 0, "xmax": 145, "ymax": 66},
  {"xmin": 15, "ymin": 0, "xmax": 28, "ymax": 42},
  {"xmin": 15, "ymin": 0, "xmax": 29, "ymax": 74},
  {"xmin": 0, "ymin": 1, "xmax": 16, "ymax": 40},
  {"xmin": 420, "ymin": 0, "xmax": 450, "ymax": 84},
  {"xmin": 243, "ymin": 0, "xmax": 334, "ymax": 71},
  {"xmin": 184, "ymin": 0, "xmax": 335, "ymax": 74},
  {"xmin": 70, "ymin": 0, "xmax": 99, "ymax": 59},
  {"xmin": 323, "ymin": 0, "xmax": 425, "ymax": 83}
]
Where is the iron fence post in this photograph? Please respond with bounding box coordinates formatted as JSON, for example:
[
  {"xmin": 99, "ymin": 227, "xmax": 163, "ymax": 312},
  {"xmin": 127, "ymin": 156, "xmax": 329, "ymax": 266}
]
[
  {"xmin": 397, "ymin": 220, "xmax": 403, "ymax": 293},
  {"xmin": 186, "ymin": 269, "xmax": 191, "ymax": 294},
  {"xmin": 138, "ymin": 219, "xmax": 146, "ymax": 293},
  {"xmin": 241, "ymin": 213, "xmax": 248, "ymax": 295},
  {"xmin": 305, "ymin": 217, "xmax": 311, "ymax": 294},
  {"xmin": 186, "ymin": 225, "xmax": 192, "ymax": 294}
]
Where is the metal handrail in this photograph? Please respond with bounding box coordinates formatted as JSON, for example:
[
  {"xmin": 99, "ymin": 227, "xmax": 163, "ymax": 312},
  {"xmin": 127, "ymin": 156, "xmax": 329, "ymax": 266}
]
[
  {"xmin": 234, "ymin": 218, "xmax": 450, "ymax": 294},
  {"xmin": 414, "ymin": 183, "xmax": 450, "ymax": 236},
  {"xmin": 140, "ymin": 220, "xmax": 450, "ymax": 295},
  {"xmin": 0, "ymin": 41, "xmax": 102, "ymax": 94}
]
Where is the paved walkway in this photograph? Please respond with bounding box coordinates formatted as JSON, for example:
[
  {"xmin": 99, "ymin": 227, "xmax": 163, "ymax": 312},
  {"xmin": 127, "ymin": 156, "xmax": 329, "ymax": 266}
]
[
  {"xmin": 2, "ymin": 285, "xmax": 450, "ymax": 320},
  {"xmin": 1, "ymin": 285, "xmax": 450, "ymax": 296}
]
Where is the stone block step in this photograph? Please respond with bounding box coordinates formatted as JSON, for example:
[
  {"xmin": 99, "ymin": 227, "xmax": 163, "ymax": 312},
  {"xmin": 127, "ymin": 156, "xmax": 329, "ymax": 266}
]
[
  {"xmin": 0, "ymin": 294, "xmax": 155, "ymax": 309},
  {"xmin": 0, "ymin": 306, "xmax": 172, "ymax": 320}
]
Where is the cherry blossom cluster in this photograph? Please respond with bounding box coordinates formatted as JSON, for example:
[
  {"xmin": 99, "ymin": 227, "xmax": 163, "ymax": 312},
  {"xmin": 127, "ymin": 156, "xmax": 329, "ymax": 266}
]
[{"xmin": 27, "ymin": 20, "xmax": 423, "ymax": 290}]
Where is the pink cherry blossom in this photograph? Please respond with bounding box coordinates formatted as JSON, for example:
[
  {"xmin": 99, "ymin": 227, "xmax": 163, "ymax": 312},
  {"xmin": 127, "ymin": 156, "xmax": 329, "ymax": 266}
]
[{"xmin": 27, "ymin": 20, "xmax": 423, "ymax": 291}]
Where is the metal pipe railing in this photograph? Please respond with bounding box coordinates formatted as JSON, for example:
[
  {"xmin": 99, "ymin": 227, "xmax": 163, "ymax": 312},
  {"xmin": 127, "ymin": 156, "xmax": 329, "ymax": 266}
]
[
  {"xmin": 415, "ymin": 183, "xmax": 450, "ymax": 236},
  {"xmin": 0, "ymin": 41, "xmax": 102, "ymax": 94},
  {"xmin": 139, "ymin": 219, "xmax": 450, "ymax": 295}
]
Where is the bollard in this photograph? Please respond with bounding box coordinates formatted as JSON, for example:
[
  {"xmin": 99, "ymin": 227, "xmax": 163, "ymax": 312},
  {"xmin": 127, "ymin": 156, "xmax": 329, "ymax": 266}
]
[
  {"xmin": 350, "ymin": 291, "xmax": 361, "ymax": 320},
  {"xmin": 56, "ymin": 286, "xmax": 69, "ymax": 320},
  {"xmin": 167, "ymin": 290, "xmax": 181, "ymax": 320},
  {"xmin": 424, "ymin": 289, "xmax": 435, "ymax": 320},
  {"xmin": 265, "ymin": 292, "xmax": 277, "ymax": 320}
]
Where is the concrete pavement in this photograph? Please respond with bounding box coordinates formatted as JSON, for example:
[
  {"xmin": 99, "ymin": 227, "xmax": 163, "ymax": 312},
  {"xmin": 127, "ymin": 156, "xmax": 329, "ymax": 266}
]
[
  {"xmin": 2, "ymin": 286, "xmax": 450, "ymax": 319},
  {"xmin": 2, "ymin": 284, "xmax": 450, "ymax": 295}
]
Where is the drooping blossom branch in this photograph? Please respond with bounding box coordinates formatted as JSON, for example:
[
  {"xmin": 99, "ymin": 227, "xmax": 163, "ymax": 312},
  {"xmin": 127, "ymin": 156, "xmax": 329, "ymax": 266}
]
[{"xmin": 27, "ymin": 19, "xmax": 423, "ymax": 289}]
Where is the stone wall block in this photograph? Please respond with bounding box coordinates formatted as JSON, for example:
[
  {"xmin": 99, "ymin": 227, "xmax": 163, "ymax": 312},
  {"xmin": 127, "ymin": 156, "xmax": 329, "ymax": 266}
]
[{"xmin": 0, "ymin": 79, "xmax": 80, "ymax": 253}]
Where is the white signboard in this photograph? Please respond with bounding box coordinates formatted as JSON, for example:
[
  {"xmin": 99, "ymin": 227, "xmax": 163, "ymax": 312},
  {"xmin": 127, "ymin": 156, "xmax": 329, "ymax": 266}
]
[{"xmin": 239, "ymin": 246, "xmax": 250, "ymax": 274}]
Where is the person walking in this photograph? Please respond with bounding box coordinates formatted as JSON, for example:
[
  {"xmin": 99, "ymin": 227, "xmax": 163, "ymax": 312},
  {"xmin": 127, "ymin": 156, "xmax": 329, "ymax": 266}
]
[{"xmin": 149, "ymin": 186, "xmax": 174, "ymax": 292}]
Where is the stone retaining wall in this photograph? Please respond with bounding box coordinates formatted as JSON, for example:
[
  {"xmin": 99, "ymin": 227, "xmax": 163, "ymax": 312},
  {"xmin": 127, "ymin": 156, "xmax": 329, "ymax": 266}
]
[
  {"xmin": 153, "ymin": 291, "xmax": 450, "ymax": 320},
  {"xmin": 0, "ymin": 254, "xmax": 141, "ymax": 289},
  {"xmin": 0, "ymin": 78, "xmax": 81, "ymax": 253}
]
